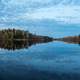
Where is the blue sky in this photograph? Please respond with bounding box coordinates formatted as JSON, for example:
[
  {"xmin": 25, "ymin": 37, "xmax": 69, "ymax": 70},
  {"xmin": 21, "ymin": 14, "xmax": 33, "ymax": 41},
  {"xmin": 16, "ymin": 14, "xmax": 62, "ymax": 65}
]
[
  {"xmin": 0, "ymin": 0, "xmax": 80, "ymax": 38},
  {"xmin": 0, "ymin": 0, "xmax": 80, "ymax": 25}
]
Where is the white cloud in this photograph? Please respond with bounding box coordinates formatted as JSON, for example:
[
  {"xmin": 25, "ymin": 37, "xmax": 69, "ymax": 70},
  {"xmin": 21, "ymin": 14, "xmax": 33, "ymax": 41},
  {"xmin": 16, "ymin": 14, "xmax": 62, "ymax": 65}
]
[
  {"xmin": 1, "ymin": 0, "xmax": 80, "ymax": 24},
  {"xmin": 20, "ymin": 6, "xmax": 80, "ymax": 24}
]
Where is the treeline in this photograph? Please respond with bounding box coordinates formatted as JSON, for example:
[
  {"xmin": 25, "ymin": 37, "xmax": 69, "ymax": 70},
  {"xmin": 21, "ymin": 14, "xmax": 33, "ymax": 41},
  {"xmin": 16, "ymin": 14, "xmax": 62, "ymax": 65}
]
[
  {"xmin": 0, "ymin": 29, "xmax": 32, "ymax": 40},
  {"xmin": 59, "ymin": 35, "xmax": 80, "ymax": 44},
  {"xmin": 0, "ymin": 29, "xmax": 53, "ymax": 42},
  {"xmin": 0, "ymin": 29, "xmax": 53, "ymax": 50}
]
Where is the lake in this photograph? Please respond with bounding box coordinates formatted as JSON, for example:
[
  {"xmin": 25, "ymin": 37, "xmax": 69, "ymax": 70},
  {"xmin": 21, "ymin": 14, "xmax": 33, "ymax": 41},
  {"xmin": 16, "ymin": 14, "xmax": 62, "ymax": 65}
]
[
  {"xmin": 0, "ymin": 32, "xmax": 80, "ymax": 80},
  {"xmin": 0, "ymin": 22, "xmax": 80, "ymax": 80}
]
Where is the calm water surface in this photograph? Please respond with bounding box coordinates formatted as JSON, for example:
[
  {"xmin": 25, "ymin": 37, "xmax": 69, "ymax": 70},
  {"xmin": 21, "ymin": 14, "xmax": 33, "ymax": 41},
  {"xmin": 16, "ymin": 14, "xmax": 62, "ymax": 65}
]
[{"xmin": 0, "ymin": 41, "xmax": 80, "ymax": 80}]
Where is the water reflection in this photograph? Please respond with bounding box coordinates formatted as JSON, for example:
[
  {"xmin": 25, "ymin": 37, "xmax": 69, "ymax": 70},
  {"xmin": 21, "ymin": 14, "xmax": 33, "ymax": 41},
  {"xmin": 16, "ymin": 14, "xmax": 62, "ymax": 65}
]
[
  {"xmin": 59, "ymin": 36, "xmax": 80, "ymax": 45},
  {"xmin": 0, "ymin": 61, "xmax": 80, "ymax": 80},
  {"xmin": 0, "ymin": 36, "xmax": 80, "ymax": 50},
  {"xmin": 0, "ymin": 39, "xmax": 53, "ymax": 50},
  {"xmin": 62, "ymin": 40, "xmax": 80, "ymax": 45}
]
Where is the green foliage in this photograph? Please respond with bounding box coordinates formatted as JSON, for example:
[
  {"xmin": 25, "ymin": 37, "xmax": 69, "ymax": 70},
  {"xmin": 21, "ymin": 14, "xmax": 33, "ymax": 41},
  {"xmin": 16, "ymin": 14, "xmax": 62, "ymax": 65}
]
[{"xmin": 0, "ymin": 29, "xmax": 31, "ymax": 40}]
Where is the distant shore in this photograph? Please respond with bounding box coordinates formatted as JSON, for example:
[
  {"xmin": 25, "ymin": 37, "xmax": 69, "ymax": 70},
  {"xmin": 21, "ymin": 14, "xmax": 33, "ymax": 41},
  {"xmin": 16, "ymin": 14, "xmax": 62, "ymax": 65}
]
[{"xmin": 0, "ymin": 29, "xmax": 80, "ymax": 45}]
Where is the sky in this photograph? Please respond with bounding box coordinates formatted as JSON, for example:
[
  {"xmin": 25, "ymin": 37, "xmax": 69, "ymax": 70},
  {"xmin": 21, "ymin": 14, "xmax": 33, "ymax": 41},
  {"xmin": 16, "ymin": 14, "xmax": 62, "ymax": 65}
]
[{"xmin": 0, "ymin": 0, "xmax": 80, "ymax": 25}]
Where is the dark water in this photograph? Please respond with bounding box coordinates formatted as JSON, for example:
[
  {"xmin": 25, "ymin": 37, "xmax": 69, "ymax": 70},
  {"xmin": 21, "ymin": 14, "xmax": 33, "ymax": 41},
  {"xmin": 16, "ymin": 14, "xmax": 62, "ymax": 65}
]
[{"xmin": 0, "ymin": 41, "xmax": 80, "ymax": 80}]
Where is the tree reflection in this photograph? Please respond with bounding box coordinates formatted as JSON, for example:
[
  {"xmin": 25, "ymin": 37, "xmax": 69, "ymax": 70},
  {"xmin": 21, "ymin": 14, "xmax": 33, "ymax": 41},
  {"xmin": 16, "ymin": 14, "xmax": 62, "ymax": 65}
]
[
  {"xmin": 0, "ymin": 29, "xmax": 54, "ymax": 50},
  {"xmin": 58, "ymin": 35, "xmax": 80, "ymax": 45},
  {"xmin": 0, "ymin": 39, "xmax": 53, "ymax": 50}
]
